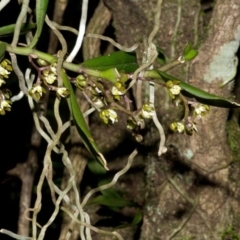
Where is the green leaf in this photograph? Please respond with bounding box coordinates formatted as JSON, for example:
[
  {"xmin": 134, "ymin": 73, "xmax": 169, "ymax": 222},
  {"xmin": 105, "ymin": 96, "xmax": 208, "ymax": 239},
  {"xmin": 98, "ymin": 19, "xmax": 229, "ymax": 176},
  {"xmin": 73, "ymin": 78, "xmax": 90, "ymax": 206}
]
[
  {"xmin": 88, "ymin": 159, "xmax": 107, "ymax": 176},
  {"xmin": 87, "ymin": 179, "xmax": 134, "ymax": 207},
  {"xmin": 0, "ymin": 23, "xmax": 36, "ymax": 37},
  {"xmin": 98, "ymin": 181, "xmax": 122, "ymax": 198},
  {"xmin": 131, "ymin": 211, "xmax": 143, "ymax": 225},
  {"xmin": 99, "ymin": 68, "xmax": 119, "ymax": 83},
  {"xmin": 156, "ymin": 47, "xmax": 168, "ymax": 65},
  {"xmin": 116, "ymin": 210, "xmax": 143, "ymax": 229},
  {"xmin": 0, "ymin": 42, "xmax": 6, "ymax": 62},
  {"xmin": 183, "ymin": 43, "xmax": 198, "ymax": 61},
  {"xmin": 184, "ymin": 49, "xmax": 198, "ymax": 61},
  {"xmin": 183, "ymin": 43, "xmax": 192, "ymax": 56},
  {"xmin": 29, "ymin": 0, "xmax": 49, "ymax": 48},
  {"xmin": 62, "ymin": 71, "xmax": 108, "ymax": 170},
  {"xmin": 87, "ymin": 195, "xmax": 134, "ymax": 207},
  {"xmin": 101, "ymin": 188, "xmax": 121, "ymax": 198},
  {"xmin": 82, "ymin": 51, "xmax": 139, "ymax": 73},
  {"xmin": 157, "ymin": 70, "xmax": 240, "ymax": 108}
]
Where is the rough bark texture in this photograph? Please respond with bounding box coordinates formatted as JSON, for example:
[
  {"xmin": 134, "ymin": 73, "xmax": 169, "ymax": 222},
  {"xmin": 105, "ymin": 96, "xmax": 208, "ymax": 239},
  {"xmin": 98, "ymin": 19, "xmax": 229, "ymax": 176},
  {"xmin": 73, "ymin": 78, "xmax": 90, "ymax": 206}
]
[{"xmin": 98, "ymin": 0, "xmax": 240, "ymax": 239}]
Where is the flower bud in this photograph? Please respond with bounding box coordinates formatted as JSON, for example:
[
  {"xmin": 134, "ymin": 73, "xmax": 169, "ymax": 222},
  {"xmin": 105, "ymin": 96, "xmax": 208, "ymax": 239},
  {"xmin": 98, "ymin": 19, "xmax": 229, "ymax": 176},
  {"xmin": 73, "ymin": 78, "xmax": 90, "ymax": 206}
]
[
  {"xmin": 36, "ymin": 59, "xmax": 49, "ymax": 67},
  {"xmin": 185, "ymin": 122, "xmax": 197, "ymax": 135},
  {"xmin": 76, "ymin": 74, "xmax": 87, "ymax": 89}
]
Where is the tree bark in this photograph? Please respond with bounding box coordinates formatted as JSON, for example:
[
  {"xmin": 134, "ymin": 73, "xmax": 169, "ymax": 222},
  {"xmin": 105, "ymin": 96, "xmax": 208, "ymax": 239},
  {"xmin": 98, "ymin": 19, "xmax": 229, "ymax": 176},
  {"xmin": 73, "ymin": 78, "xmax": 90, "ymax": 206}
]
[{"xmin": 101, "ymin": 0, "xmax": 240, "ymax": 239}]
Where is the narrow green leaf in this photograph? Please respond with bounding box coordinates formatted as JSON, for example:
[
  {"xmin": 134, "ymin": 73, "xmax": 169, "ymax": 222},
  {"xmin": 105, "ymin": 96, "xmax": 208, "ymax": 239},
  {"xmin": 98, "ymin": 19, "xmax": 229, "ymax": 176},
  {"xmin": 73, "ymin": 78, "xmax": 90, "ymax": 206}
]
[
  {"xmin": 29, "ymin": 0, "xmax": 49, "ymax": 48},
  {"xmin": 156, "ymin": 46, "xmax": 168, "ymax": 65},
  {"xmin": 184, "ymin": 49, "xmax": 198, "ymax": 61},
  {"xmin": 0, "ymin": 23, "xmax": 36, "ymax": 37},
  {"xmin": 101, "ymin": 188, "xmax": 121, "ymax": 198},
  {"xmin": 157, "ymin": 70, "xmax": 240, "ymax": 108},
  {"xmin": 82, "ymin": 51, "xmax": 139, "ymax": 73},
  {"xmin": 116, "ymin": 210, "xmax": 143, "ymax": 228},
  {"xmin": 98, "ymin": 182, "xmax": 122, "ymax": 198},
  {"xmin": 62, "ymin": 71, "xmax": 108, "ymax": 170},
  {"xmin": 131, "ymin": 211, "xmax": 143, "ymax": 225},
  {"xmin": 0, "ymin": 42, "xmax": 6, "ymax": 62},
  {"xmin": 183, "ymin": 43, "xmax": 198, "ymax": 61},
  {"xmin": 97, "ymin": 179, "xmax": 122, "ymax": 198},
  {"xmin": 88, "ymin": 159, "xmax": 107, "ymax": 175},
  {"xmin": 183, "ymin": 43, "xmax": 191, "ymax": 56}
]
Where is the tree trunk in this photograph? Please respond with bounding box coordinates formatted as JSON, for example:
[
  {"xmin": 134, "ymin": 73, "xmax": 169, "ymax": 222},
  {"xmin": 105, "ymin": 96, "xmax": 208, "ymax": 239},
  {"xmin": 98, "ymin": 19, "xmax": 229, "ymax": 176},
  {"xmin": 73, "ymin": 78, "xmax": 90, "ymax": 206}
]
[{"xmin": 101, "ymin": 0, "xmax": 240, "ymax": 239}]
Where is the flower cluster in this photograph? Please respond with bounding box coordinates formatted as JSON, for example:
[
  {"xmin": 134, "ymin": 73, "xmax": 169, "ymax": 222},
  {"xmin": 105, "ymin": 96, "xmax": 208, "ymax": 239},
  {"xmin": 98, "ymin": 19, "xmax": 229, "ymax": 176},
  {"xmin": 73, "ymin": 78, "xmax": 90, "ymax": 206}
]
[
  {"xmin": 125, "ymin": 103, "xmax": 155, "ymax": 131},
  {"xmin": 169, "ymin": 121, "xmax": 185, "ymax": 133},
  {"xmin": 0, "ymin": 89, "xmax": 12, "ymax": 115},
  {"xmin": 0, "ymin": 59, "xmax": 13, "ymax": 115},
  {"xmin": 28, "ymin": 62, "xmax": 71, "ymax": 101},
  {"xmin": 166, "ymin": 80, "xmax": 181, "ymax": 99},
  {"xmin": 169, "ymin": 103, "xmax": 210, "ymax": 135},
  {"xmin": 170, "ymin": 120, "xmax": 198, "ymax": 135},
  {"xmin": 0, "ymin": 59, "xmax": 12, "ymax": 87},
  {"xmin": 41, "ymin": 63, "xmax": 57, "ymax": 85}
]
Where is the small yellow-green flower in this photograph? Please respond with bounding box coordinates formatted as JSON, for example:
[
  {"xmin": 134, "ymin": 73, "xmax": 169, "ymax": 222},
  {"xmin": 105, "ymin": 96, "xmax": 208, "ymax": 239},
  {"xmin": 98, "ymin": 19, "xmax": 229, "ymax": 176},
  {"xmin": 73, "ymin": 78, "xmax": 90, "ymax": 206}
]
[
  {"xmin": 29, "ymin": 84, "xmax": 46, "ymax": 101},
  {"xmin": 41, "ymin": 63, "xmax": 57, "ymax": 85},
  {"xmin": 141, "ymin": 103, "xmax": 155, "ymax": 119},
  {"xmin": 169, "ymin": 121, "xmax": 185, "ymax": 133},
  {"xmin": 193, "ymin": 104, "xmax": 210, "ymax": 117},
  {"xmin": 166, "ymin": 80, "xmax": 181, "ymax": 99},
  {"xmin": 99, "ymin": 109, "xmax": 118, "ymax": 124},
  {"xmin": 56, "ymin": 87, "xmax": 70, "ymax": 98},
  {"xmin": 92, "ymin": 97, "xmax": 105, "ymax": 108},
  {"xmin": 111, "ymin": 81, "xmax": 126, "ymax": 100},
  {"xmin": 42, "ymin": 70, "xmax": 57, "ymax": 85},
  {"xmin": 0, "ymin": 99, "xmax": 12, "ymax": 115}
]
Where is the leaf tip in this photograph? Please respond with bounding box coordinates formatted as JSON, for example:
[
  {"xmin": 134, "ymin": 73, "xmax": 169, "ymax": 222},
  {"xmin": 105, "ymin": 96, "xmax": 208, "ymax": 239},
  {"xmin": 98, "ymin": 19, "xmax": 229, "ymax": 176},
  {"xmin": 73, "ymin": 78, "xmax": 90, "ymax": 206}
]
[{"xmin": 98, "ymin": 152, "xmax": 109, "ymax": 171}]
